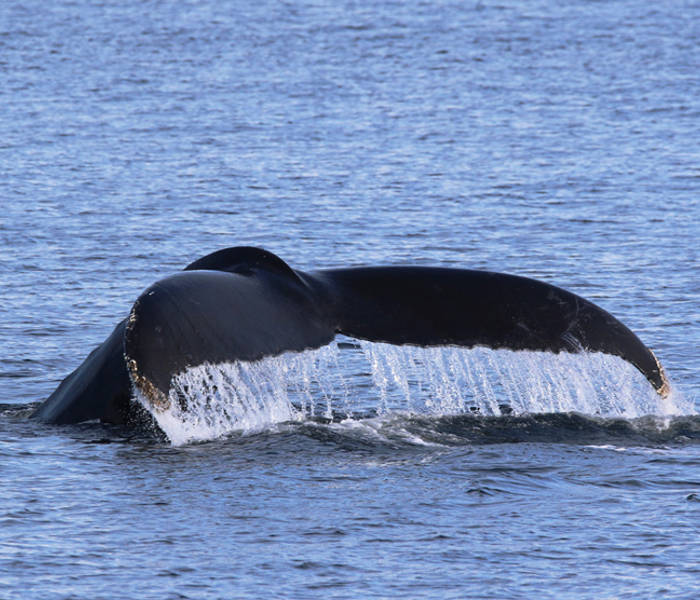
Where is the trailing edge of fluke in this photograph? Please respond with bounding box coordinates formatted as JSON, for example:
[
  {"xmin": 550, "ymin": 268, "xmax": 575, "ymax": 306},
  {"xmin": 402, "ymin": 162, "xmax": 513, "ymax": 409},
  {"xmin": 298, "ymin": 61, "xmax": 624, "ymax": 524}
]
[{"xmin": 32, "ymin": 246, "xmax": 670, "ymax": 425}]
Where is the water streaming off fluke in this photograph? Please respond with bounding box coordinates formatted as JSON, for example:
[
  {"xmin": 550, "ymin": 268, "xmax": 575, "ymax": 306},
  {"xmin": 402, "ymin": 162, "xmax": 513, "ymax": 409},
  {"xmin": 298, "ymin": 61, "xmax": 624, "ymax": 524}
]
[{"xmin": 132, "ymin": 339, "xmax": 692, "ymax": 445}]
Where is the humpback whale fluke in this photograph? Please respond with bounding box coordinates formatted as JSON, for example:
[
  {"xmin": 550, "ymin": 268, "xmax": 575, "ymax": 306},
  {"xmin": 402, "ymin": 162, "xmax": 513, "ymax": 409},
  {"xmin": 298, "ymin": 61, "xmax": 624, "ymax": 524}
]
[{"xmin": 32, "ymin": 247, "xmax": 670, "ymax": 425}]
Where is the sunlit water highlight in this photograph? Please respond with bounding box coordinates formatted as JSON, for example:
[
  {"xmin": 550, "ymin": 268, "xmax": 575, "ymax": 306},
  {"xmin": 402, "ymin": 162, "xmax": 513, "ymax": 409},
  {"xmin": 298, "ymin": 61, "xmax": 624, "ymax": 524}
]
[{"xmin": 140, "ymin": 340, "xmax": 693, "ymax": 446}]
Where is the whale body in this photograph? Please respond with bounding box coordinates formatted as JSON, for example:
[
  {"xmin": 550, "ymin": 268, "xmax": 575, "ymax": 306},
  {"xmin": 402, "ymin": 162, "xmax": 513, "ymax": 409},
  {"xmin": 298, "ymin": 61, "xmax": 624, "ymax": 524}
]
[{"xmin": 32, "ymin": 247, "xmax": 669, "ymax": 425}]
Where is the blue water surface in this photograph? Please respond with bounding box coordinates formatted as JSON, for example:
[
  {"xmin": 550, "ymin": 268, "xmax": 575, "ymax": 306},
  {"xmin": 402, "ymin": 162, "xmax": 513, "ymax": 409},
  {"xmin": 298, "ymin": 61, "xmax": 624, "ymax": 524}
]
[{"xmin": 1, "ymin": 1, "xmax": 699, "ymax": 598}]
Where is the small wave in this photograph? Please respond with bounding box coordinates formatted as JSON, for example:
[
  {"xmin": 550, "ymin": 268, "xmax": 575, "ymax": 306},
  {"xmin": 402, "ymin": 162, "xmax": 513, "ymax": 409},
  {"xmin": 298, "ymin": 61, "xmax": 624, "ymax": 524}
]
[
  {"xmin": 292, "ymin": 412, "xmax": 700, "ymax": 450},
  {"xmin": 155, "ymin": 412, "xmax": 700, "ymax": 450},
  {"xmin": 7, "ymin": 403, "xmax": 699, "ymax": 448},
  {"xmin": 0, "ymin": 403, "xmax": 40, "ymax": 419},
  {"xmin": 399, "ymin": 412, "xmax": 700, "ymax": 447}
]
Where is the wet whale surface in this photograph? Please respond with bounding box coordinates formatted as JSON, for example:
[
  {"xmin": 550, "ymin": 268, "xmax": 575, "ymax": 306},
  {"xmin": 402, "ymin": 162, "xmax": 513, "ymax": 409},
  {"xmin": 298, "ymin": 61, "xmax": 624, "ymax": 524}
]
[
  {"xmin": 2, "ymin": 0, "xmax": 699, "ymax": 598},
  {"xmin": 32, "ymin": 246, "xmax": 670, "ymax": 428}
]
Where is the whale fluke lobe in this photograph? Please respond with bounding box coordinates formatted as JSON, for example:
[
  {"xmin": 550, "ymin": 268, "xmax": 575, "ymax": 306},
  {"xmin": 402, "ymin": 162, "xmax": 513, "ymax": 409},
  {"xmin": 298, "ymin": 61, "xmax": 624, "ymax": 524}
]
[
  {"xmin": 32, "ymin": 246, "xmax": 670, "ymax": 425},
  {"xmin": 124, "ymin": 268, "xmax": 333, "ymax": 411},
  {"xmin": 313, "ymin": 267, "xmax": 669, "ymax": 398}
]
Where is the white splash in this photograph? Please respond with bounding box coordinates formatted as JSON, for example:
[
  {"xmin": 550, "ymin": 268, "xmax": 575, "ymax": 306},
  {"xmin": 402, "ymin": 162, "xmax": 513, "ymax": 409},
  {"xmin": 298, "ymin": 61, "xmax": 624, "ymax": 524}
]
[
  {"xmin": 135, "ymin": 343, "xmax": 346, "ymax": 445},
  {"xmin": 134, "ymin": 339, "xmax": 694, "ymax": 445},
  {"xmin": 361, "ymin": 343, "xmax": 693, "ymax": 417}
]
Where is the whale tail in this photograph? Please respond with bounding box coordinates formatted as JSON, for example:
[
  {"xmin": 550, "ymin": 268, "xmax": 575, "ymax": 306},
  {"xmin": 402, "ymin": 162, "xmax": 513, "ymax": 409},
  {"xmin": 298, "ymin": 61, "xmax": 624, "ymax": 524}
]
[{"xmin": 33, "ymin": 247, "xmax": 670, "ymax": 425}]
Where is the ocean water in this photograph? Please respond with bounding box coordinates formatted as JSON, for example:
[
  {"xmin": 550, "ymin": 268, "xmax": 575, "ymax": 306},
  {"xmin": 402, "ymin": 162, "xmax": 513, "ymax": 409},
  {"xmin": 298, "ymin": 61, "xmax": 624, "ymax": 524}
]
[{"xmin": 1, "ymin": 1, "xmax": 699, "ymax": 598}]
